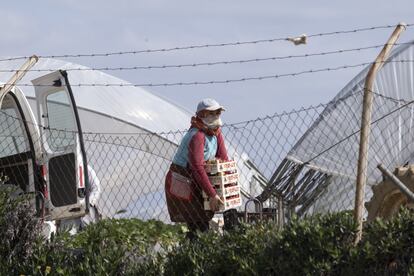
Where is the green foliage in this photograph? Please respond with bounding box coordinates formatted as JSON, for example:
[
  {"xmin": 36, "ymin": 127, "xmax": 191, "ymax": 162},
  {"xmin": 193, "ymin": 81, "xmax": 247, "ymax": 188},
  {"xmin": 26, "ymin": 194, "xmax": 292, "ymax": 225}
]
[
  {"xmin": 161, "ymin": 212, "xmax": 357, "ymax": 276},
  {"xmin": 161, "ymin": 210, "xmax": 414, "ymax": 275},
  {"xmin": 164, "ymin": 223, "xmax": 275, "ymax": 276},
  {"xmin": 257, "ymin": 211, "xmax": 357, "ymax": 275},
  {"xmin": 69, "ymin": 218, "xmax": 185, "ymax": 254},
  {"xmin": 0, "ymin": 186, "xmax": 43, "ymax": 275},
  {"xmin": 54, "ymin": 218, "xmax": 185, "ymax": 275},
  {"xmin": 345, "ymin": 208, "xmax": 414, "ymax": 275},
  {"xmin": 0, "ymin": 185, "xmax": 185, "ymax": 275},
  {"xmin": 33, "ymin": 218, "xmax": 185, "ymax": 275},
  {"xmin": 1, "ymin": 184, "xmax": 413, "ymax": 276}
]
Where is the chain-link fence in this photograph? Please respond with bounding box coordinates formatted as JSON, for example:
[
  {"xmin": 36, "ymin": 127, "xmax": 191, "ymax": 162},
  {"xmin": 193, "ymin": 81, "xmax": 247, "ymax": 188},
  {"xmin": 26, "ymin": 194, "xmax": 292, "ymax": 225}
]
[{"xmin": 1, "ymin": 88, "xmax": 414, "ymax": 229}]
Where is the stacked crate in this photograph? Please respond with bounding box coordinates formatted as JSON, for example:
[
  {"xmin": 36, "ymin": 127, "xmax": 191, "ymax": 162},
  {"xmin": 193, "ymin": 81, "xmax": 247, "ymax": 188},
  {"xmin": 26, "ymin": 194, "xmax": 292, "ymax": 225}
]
[{"xmin": 203, "ymin": 159, "xmax": 242, "ymax": 211}]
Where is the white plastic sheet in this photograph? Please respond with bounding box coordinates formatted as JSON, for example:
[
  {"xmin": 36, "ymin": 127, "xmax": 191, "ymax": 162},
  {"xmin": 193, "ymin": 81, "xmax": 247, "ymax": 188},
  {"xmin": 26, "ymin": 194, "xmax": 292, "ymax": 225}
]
[{"xmin": 286, "ymin": 42, "xmax": 414, "ymax": 212}]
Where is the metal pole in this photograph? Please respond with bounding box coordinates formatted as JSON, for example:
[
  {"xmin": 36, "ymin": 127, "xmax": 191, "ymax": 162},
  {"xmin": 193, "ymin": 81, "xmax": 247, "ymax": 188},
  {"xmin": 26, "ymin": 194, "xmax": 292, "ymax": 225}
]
[
  {"xmin": 0, "ymin": 55, "xmax": 38, "ymax": 101},
  {"xmin": 377, "ymin": 164, "xmax": 414, "ymax": 202},
  {"xmin": 277, "ymin": 195, "xmax": 284, "ymax": 228},
  {"xmin": 354, "ymin": 22, "xmax": 406, "ymax": 244}
]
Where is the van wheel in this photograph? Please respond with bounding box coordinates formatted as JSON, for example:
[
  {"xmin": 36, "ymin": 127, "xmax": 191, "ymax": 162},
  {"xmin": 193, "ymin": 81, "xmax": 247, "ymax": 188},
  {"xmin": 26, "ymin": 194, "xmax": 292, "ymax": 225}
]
[{"xmin": 365, "ymin": 165, "xmax": 414, "ymax": 221}]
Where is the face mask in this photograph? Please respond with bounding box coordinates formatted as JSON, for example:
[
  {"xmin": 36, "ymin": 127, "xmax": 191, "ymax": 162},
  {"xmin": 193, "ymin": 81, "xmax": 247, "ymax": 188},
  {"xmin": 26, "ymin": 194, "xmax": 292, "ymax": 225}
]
[{"xmin": 201, "ymin": 114, "xmax": 223, "ymax": 129}]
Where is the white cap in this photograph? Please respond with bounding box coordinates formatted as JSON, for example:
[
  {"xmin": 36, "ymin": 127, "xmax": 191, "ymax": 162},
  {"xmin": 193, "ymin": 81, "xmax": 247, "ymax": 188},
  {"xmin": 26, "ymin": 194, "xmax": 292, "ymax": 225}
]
[{"xmin": 196, "ymin": 98, "xmax": 225, "ymax": 113}]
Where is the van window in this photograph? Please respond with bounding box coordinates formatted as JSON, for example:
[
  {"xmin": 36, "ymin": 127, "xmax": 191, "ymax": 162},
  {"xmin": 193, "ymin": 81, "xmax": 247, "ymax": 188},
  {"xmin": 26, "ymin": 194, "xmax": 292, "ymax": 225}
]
[
  {"xmin": 46, "ymin": 90, "xmax": 77, "ymax": 152},
  {"xmin": 0, "ymin": 94, "xmax": 30, "ymax": 158}
]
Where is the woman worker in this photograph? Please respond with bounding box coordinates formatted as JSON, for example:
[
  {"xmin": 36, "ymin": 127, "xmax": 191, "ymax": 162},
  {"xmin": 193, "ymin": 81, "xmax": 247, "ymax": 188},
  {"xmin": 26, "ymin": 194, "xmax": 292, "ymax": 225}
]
[{"xmin": 165, "ymin": 98, "xmax": 229, "ymax": 239}]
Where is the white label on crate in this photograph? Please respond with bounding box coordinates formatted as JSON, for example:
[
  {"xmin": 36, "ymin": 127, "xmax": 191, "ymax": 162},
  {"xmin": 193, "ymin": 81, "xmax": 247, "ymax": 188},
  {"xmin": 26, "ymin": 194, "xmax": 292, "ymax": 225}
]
[
  {"xmin": 218, "ymin": 161, "xmax": 237, "ymax": 172},
  {"xmin": 224, "ymin": 186, "xmax": 240, "ymax": 197},
  {"xmin": 225, "ymin": 173, "xmax": 239, "ymax": 183},
  {"xmin": 203, "ymin": 184, "xmax": 240, "ymax": 202},
  {"xmin": 209, "ymin": 173, "xmax": 239, "ymax": 185},
  {"xmin": 225, "ymin": 197, "xmax": 242, "ymax": 208},
  {"xmin": 205, "ymin": 160, "xmax": 237, "ymax": 174},
  {"xmin": 204, "ymin": 196, "xmax": 242, "ymax": 211},
  {"xmin": 215, "ymin": 186, "xmax": 240, "ymax": 197}
]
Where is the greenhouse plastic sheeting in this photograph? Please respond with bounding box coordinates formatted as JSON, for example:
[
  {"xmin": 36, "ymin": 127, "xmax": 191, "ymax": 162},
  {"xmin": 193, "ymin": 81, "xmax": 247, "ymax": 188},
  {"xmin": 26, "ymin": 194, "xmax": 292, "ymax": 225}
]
[
  {"xmin": 0, "ymin": 58, "xmax": 259, "ymax": 220},
  {"xmin": 285, "ymin": 41, "xmax": 414, "ymax": 213},
  {"xmin": 0, "ymin": 58, "xmax": 191, "ymax": 135}
]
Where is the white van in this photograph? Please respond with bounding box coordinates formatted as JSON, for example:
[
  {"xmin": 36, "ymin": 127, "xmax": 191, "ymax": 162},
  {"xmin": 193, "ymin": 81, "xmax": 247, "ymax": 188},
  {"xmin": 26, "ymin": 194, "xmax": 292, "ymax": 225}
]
[{"xmin": 0, "ymin": 70, "xmax": 88, "ymax": 221}]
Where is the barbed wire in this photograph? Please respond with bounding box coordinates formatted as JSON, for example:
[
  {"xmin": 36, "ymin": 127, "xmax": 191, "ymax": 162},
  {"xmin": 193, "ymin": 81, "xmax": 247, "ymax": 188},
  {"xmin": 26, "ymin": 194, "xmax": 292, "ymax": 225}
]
[
  {"xmin": 1, "ymin": 42, "xmax": 413, "ymax": 73},
  {"xmin": 227, "ymin": 89, "xmax": 409, "ymax": 130},
  {"xmin": 3, "ymin": 87, "xmax": 414, "ymax": 204},
  {"xmin": 2, "ymin": 59, "xmax": 414, "ymax": 88},
  {"xmin": 305, "ymin": 89, "xmax": 414, "ymax": 163},
  {"xmin": 0, "ymin": 100, "xmax": 328, "ymax": 136},
  {"xmin": 0, "ymin": 88, "xmax": 408, "ymax": 136},
  {"xmin": 0, "ymin": 23, "xmax": 412, "ymax": 62}
]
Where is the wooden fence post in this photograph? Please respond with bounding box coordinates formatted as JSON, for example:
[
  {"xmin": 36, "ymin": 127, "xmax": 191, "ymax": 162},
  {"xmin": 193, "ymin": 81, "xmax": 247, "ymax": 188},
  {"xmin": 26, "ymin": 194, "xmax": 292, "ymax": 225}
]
[{"xmin": 354, "ymin": 23, "xmax": 406, "ymax": 244}]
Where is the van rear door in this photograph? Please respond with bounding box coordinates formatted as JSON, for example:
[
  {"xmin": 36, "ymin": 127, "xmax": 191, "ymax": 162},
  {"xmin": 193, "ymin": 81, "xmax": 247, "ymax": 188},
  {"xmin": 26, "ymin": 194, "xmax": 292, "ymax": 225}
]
[{"xmin": 32, "ymin": 70, "xmax": 88, "ymax": 220}]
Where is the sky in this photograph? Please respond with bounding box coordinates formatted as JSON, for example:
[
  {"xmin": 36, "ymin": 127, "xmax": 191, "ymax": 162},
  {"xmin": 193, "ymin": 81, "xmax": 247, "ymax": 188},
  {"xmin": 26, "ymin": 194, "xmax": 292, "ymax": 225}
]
[{"xmin": 1, "ymin": 0, "xmax": 414, "ymax": 124}]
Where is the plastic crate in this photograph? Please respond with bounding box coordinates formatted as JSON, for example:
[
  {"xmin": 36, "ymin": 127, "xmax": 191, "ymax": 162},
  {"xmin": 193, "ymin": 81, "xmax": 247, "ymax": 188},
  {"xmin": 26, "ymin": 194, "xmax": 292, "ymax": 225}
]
[
  {"xmin": 216, "ymin": 185, "xmax": 240, "ymax": 197},
  {"xmin": 204, "ymin": 160, "xmax": 237, "ymax": 174},
  {"xmin": 203, "ymin": 184, "xmax": 241, "ymax": 199},
  {"xmin": 203, "ymin": 159, "xmax": 242, "ymax": 211},
  {"xmin": 204, "ymin": 194, "xmax": 242, "ymax": 211},
  {"xmin": 208, "ymin": 172, "xmax": 239, "ymax": 186}
]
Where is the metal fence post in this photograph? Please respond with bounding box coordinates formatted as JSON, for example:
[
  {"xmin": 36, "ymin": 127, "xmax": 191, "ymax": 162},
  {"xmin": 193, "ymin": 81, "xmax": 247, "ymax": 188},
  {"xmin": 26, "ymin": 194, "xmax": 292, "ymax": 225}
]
[
  {"xmin": 0, "ymin": 55, "xmax": 38, "ymax": 101},
  {"xmin": 354, "ymin": 23, "xmax": 406, "ymax": 244},
  {"xmin": 377, "ymin": 164, "xmax": 414, "ymax": 202},
  {"xmin": 277, "ymin": 195, "xmax": 284, "ymax": 228}
]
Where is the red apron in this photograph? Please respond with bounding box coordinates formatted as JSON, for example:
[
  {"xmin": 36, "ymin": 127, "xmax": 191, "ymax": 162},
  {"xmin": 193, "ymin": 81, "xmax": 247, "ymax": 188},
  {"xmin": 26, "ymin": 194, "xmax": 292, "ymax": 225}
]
[{"xmin": 165, "ymin": 164, "xmax": 214, "ymax": 223}]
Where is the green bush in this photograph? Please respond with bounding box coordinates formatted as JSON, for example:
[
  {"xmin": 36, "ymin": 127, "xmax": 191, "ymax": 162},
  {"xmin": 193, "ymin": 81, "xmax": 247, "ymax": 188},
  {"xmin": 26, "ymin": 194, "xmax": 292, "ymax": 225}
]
[
  {"xmin": 56, "ymin": 218, "xmax": 185, "ymax": 275},
  {"xmin": 0, "ymin": 183, "xmax": 185, "ymax": 275},
  {"xmin": 160, "ymin": 212, "xmax": 357, "ymax": 276},
  {"xmin": 69, "ymin": 218, "xmax": 186, "ymax": 254},
  {"xmin": 33, "ymin": 218, "xmax": 185, "ymax": 275},
  {"xmin": 164, "ymin": 223, "xmax": 275, "ymax": 276},
  {"xmin": 161, "ymin": 210, "xmax": 413, "ymax": 275},
  {"xmin": 1, "ymin": 181, "xmax": 413, "ymax": 276},
  {"xmin": 0, "ymin": 186, "xmax": 43, "ymax": 275},
  {"xmin": 257, "ymin": 211, "xmax": 357, "ymax": 275},
  {"xmin": 345, "ymin": 208, "xmax": 414, "ymax": 275}
]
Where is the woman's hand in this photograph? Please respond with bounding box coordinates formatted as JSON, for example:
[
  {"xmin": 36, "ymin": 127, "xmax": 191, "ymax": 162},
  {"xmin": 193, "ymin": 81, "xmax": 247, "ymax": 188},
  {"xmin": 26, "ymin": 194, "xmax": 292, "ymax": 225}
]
[{"xmin": 209, "ymin": 194, "xmax": 224, "ymax": 211}]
